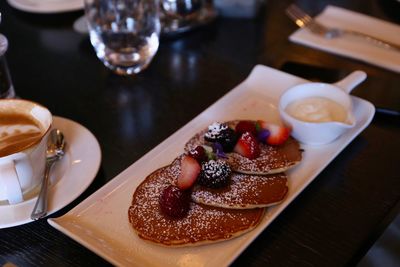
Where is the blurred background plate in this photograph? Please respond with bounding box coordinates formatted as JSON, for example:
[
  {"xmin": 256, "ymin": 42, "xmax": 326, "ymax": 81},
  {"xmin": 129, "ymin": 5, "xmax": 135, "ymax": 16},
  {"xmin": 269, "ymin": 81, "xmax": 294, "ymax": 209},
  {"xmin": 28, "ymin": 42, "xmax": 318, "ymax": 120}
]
[{"xmin": 7, "ymin": 0, "xmax": 83, "ymax": 14}]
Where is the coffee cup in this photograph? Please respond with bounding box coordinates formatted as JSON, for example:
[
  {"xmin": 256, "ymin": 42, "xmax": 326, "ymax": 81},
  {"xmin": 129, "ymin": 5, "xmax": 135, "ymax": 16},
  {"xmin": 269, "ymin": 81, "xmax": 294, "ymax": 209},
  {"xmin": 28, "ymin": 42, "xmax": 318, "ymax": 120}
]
[{"xmin": 0, "ymin": 99, "xmax": 52, "ymax": 204}]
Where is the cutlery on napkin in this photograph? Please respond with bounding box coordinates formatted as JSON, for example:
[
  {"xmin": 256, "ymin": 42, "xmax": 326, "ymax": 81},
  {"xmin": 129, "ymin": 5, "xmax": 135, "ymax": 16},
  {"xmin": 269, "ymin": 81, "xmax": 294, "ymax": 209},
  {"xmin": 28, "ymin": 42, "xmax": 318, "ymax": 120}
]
[{"xmin": 288, "ymin": 5, "xmax": 400, "ymax": 73}]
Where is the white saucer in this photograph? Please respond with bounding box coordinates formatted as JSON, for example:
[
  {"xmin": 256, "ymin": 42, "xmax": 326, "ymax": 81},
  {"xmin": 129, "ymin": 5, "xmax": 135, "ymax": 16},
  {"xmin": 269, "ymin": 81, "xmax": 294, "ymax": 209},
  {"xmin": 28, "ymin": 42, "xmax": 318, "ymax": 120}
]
[
  {"xmin": 7, "ymin": 0, "xmax": 83, "ymax": 14},
  {"xmin": 0, "ymin": 116, "xmax": 101, "ymax": 228}
]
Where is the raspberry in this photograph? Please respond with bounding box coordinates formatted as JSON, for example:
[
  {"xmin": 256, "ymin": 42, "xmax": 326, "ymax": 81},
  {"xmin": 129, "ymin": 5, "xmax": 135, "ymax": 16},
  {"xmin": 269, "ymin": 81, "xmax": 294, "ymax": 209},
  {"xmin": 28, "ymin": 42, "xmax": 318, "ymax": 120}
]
[
  {"xmin": 235, "ymin": 121, "xmax": 257, "ymax": 136},
  {"xmin": 159, "ymin": 185, "xmax": 191, "ymax": 218},
  {"xmin": 198, "ymin": 160, "xmax": 231, "ymax": 188},
  {"xmin": 188, "ymin": 146, "xmax": 207, "ymax": 163}
]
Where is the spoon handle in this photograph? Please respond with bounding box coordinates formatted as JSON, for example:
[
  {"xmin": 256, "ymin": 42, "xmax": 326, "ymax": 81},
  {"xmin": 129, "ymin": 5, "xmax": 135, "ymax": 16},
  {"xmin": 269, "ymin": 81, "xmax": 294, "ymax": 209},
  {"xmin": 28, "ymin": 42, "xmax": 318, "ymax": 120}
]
[{"xmin": 30, "ymin": 160, "xmax": 54, "ymax": 220}]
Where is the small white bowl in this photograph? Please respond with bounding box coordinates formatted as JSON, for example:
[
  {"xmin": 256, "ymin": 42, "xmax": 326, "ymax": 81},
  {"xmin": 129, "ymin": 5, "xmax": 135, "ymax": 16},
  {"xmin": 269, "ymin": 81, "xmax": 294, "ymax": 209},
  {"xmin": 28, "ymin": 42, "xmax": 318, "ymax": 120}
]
[{"xmin": 279, "ymin": 71, "xmax": 367, "ymax": 145}]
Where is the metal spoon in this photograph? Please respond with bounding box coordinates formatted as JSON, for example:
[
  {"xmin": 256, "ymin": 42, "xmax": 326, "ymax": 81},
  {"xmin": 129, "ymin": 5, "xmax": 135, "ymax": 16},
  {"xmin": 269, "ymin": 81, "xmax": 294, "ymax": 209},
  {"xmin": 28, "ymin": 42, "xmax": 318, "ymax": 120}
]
[{"xmin": 31, "ymin": 129, "xmax": 66, "ymax": 220}]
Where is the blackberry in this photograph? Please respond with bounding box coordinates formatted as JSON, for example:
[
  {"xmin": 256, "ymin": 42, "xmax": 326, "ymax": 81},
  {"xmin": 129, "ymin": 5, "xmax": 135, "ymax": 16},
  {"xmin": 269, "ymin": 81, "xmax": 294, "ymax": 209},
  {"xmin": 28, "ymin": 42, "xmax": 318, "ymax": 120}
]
[
  {"xmin": 198, "ymin": 160, "xmax": 231, "ymax": 188},
  {"xmin": 204, "ymin": 122, "xmax": 228, "ymax": 142},
  {"xmin": 204, "ymin": 122, "xmax": 237, "ymax": 152},
  {"xmin": 215, "ymin": 128, "xmax": 237, "ymax": 152}
]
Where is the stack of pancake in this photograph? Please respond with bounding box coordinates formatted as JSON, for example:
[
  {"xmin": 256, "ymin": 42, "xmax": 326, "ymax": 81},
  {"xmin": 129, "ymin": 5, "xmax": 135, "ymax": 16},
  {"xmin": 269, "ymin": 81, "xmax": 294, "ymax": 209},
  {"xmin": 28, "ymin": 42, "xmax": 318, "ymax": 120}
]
[{"xmin": 128, "ymin": 120, "xmax": 302, "ymax": 246}]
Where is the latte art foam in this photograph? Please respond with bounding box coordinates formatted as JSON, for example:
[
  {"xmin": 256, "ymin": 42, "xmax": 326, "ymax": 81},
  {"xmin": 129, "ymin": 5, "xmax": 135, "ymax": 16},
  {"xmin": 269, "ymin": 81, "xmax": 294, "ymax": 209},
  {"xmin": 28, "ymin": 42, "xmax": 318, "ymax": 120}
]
[{"xmin": 0, "ymin": 113, "xmax": 44, "ymax": 157}]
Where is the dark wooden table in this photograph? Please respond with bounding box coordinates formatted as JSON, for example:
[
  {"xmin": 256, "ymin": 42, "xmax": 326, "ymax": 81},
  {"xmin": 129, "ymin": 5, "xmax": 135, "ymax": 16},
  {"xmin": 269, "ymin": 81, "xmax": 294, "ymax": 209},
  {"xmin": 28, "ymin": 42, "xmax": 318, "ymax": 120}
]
[{"xmin": 1, "ymin": 0, "xmax": 399, "ymax": 266}]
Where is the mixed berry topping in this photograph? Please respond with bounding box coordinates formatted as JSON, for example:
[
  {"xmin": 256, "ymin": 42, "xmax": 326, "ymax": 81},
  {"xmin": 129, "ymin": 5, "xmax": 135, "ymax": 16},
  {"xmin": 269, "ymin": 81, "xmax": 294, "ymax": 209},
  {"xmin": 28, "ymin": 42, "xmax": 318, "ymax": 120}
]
[
  {"xmin": 203, "ymin": 120, "xmax": 291, "ymax": 159},
  {"xmin": 198, "ymin": 159, "xmax": 231, "ymax": 188},
  {"xmin": 159, "ymin": 120, "xmax": 291, "ymax": 220},
  {"xmin": 159, "ymin": 185, "xmax": 191, "ymax": 219}
]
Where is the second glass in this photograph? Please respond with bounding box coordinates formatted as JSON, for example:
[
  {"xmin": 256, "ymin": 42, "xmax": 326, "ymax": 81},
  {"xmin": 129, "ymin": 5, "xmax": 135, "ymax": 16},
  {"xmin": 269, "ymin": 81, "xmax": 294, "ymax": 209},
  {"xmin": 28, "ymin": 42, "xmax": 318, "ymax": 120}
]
[
  {"xmin": 0, "ymin": 34, "xmax": 15, "ymax": 99},
  {"xmin": 84, "ymin": 0, "xmax": 161, "ymax": 75}
]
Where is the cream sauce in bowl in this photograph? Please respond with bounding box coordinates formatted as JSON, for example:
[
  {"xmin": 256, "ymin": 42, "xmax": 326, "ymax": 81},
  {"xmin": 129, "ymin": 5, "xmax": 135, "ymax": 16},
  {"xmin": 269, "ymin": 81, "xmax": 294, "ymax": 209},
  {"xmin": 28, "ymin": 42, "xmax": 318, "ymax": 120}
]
[
  {"xmin": 285, "ymin": 96, "xmax": 350, "ymax": 124},
  {"xmin": 278, "ymin": 70, "xmax": 367, "ymax": 145}
]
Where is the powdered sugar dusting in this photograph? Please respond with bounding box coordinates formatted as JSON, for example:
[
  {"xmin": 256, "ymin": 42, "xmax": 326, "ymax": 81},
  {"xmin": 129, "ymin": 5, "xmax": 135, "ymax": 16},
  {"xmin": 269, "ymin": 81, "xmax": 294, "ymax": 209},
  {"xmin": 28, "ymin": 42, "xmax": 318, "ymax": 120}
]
[{"xmin": 228, "ymin": 143, "xmax": 288, "ymax": 174}]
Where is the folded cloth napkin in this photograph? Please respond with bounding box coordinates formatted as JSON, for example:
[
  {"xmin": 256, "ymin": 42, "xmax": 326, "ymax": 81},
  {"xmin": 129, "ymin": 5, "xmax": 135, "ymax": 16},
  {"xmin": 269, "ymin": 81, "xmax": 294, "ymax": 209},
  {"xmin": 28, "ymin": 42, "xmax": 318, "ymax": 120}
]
[{"xmin": 289, "ymin": 5, "xmax": 400, "ymax": 73}]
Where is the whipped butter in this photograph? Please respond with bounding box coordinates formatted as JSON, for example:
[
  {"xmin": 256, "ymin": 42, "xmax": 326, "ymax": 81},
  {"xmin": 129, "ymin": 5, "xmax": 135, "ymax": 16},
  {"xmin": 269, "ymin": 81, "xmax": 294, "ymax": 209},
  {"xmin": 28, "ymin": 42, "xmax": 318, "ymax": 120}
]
[{"xmin": 285, "ymin": 97, "xmax": 349, "ymax": 124}]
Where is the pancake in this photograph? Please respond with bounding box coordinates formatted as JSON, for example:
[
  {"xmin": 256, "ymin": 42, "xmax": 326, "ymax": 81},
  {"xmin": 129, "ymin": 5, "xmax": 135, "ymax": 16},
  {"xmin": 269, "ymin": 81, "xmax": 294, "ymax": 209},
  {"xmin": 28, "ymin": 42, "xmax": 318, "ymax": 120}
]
[
  {"xmin": 167, "ymin": 156, "xmax": 289, "ymax": 209},
  {"xmin": 185, "ymin": 120, "xmax": 302, "ymax": 175},
  {"xmin": 128, "ymin": 165, "xmax": 264, "ymax": 247},
  {"xmin": 192, "ymin": 172, "xmax": 288, "ymax": 209}
]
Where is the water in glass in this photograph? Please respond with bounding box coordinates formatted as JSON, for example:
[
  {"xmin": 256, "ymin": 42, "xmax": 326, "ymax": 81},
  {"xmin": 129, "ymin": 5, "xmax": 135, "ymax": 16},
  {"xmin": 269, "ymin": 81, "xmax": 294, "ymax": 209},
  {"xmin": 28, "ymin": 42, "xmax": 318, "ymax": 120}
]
[{"xmin": 85, "ymin": 0, "xmax": 160, "ymax": 75}]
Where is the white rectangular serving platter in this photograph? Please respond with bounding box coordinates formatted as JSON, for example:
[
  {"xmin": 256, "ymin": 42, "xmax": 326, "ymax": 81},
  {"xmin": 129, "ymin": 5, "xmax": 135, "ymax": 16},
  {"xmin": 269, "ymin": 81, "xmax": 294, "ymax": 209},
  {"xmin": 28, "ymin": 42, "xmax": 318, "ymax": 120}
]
[{"xmin": 48, "ymin": 65, "xmax": 375, "ymax": 267}]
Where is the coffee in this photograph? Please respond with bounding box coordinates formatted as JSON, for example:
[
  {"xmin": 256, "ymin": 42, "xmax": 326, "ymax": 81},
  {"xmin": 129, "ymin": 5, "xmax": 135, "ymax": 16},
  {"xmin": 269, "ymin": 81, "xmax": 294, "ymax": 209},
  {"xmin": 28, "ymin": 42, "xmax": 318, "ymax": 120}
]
[
  {"xmin": 0, "ymin": 99, "xmax": 52, "ymax": 204},
  {"xmin": 0, "ymin": 112, "xmax": 45, "ymax": 157}
]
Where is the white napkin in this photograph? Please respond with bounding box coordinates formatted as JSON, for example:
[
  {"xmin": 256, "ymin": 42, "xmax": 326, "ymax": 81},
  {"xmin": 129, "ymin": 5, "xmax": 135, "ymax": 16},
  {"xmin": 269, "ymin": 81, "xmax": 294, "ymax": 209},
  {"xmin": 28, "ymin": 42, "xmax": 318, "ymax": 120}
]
[{"xmin": 289, "ymin": 5, "xmax": 400, "ymax": 73}]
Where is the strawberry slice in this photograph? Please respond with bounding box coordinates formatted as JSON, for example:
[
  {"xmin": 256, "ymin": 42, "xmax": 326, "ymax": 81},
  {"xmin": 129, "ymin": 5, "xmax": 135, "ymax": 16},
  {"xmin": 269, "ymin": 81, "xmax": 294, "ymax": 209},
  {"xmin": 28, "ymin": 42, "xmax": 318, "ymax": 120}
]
[
  {"xmin": 177, "ymin": 155, "xmax": 201, "ymax": 190},
  {"xmin": 234, "ymin": 132, "xmax": 260, "ymax": 159},
  {"xmin": 257, "ymin": 120, "xmax": 290, "ymax": 145},
  {"xmin": 235, "ymin": 120, "xmax": 257, "ymax": 136}
]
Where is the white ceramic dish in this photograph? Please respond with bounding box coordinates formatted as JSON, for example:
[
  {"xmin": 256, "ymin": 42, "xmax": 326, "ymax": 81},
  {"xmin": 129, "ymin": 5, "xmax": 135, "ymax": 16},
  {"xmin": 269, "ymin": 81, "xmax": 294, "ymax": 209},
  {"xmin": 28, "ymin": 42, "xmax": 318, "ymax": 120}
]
[
  {"xmin": 48, "ymin": 65, "xmax": 375, "ymax": 267},
  {"xmin": 7, "ymin": 0, "xmax": 83, "ymax": 14},
  {"xmin": 0, "ymin": 116, "xmax": 101, "ymax": 229},
  {"xmin": 279, "ymin": 70, "xmax": 367, "ymax": 145}
]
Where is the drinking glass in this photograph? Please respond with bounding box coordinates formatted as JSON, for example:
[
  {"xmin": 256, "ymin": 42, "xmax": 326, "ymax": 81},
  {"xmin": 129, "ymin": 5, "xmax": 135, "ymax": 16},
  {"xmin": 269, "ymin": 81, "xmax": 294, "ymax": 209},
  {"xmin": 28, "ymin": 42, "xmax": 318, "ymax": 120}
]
[
  {"xmin": 84, "ymin": 0, "xmax": 161, "ymax": 75},
  {"xmin": 160, "ymin": 0, "xmax": 203, "ymax": 34},
  {"xmin": 0, "ymin": 34, "xmax": 15, "ymax": 99}
]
